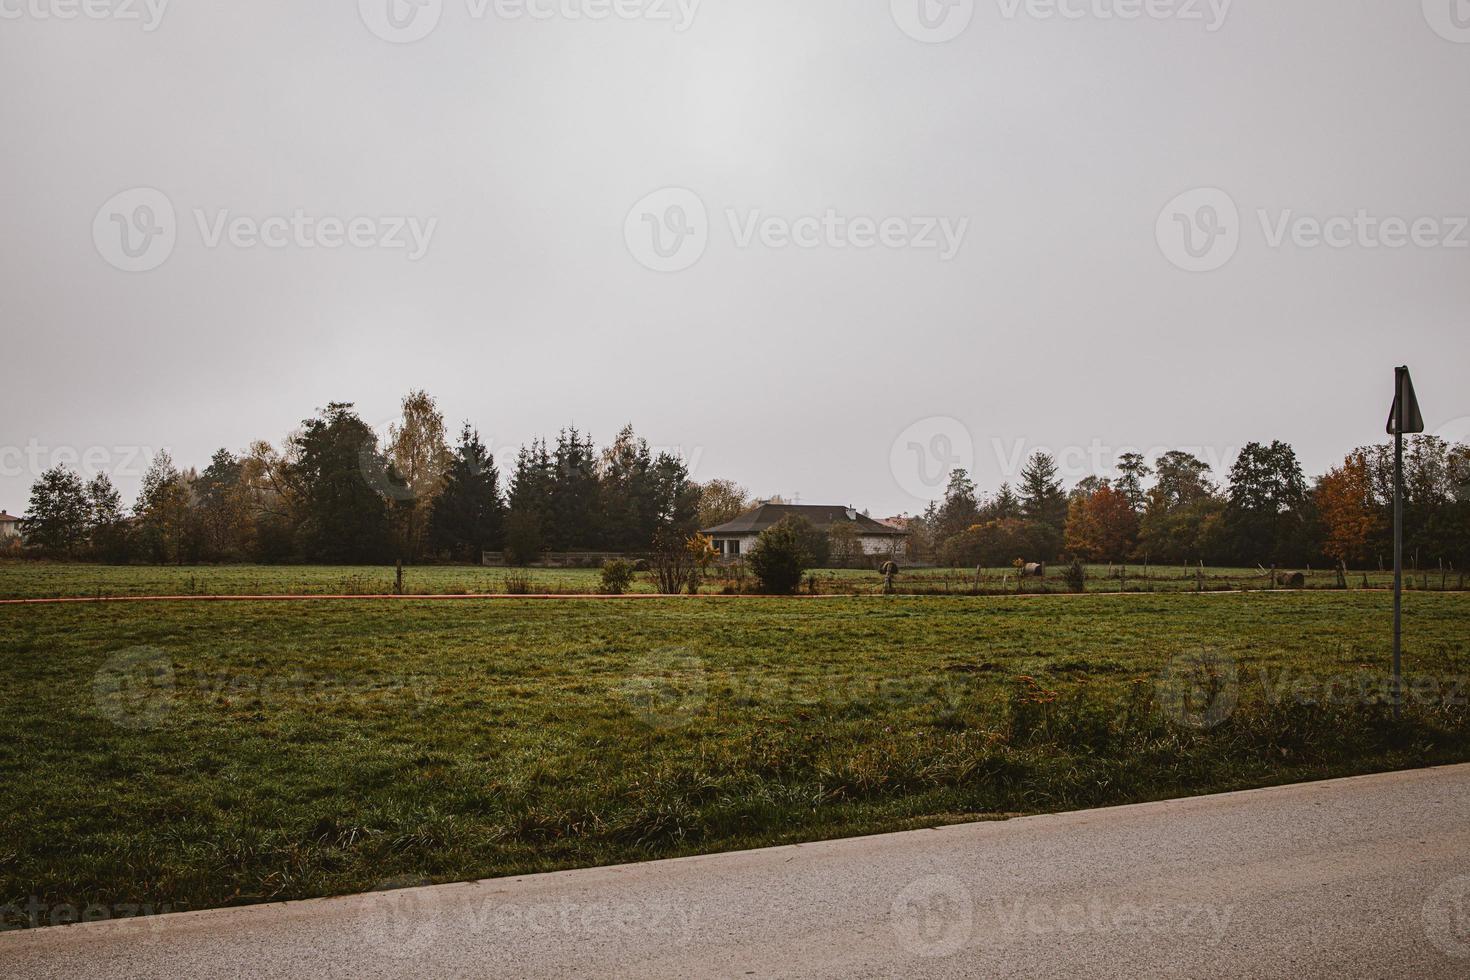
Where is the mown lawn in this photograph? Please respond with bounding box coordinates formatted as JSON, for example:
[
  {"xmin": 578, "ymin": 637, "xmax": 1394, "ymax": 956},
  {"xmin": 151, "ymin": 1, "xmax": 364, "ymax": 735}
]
[
  {"xmin": 0, "ymin": 560, "xmax": 1445, "ymax": 600},
  {"xmin": 1, "ymin": 591, "xmax": 1467, "ymax": 927}
]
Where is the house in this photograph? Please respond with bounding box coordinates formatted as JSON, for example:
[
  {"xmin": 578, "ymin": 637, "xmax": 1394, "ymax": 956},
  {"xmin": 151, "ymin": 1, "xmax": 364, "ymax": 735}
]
[
  {"xmin": 0, "ymin": 511, "xmax": 21, "ymax": 542},
  {"xmin": 701, "ymin": 503, "xmax": 909, "ymax": 562}
]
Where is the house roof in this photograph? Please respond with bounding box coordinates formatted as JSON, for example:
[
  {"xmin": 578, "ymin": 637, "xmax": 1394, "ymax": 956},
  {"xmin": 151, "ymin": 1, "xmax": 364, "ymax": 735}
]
[
  {"xmin": 702, "ymin": 503, "xmax": 908, "ymax": 537},
  {"xmin": 0, "ymin": 512, "xmax": 18, "ymax": 523}
]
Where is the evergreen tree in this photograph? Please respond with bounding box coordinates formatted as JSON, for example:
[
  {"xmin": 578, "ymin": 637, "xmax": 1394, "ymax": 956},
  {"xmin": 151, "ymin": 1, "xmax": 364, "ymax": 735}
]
[
  {"xmin": 22, "ymin": 465, "xmax": 90, "ymax": 556},
  {"xmin": 1020, "ymin": 452, "xmax": 1068, "ymax": 532},
  {"xmin": 86, "ymin": 472, "xmax": 130, "ymax": 562},
  {"xmin": 428, "ymin": 423, "xmax": 505, "ymax": 561},
  {"xmin": 506, "ymin": 439, "xmax": 552, "ymax": 555},
  {"xmin": 548, "ymin": 428, "xmax": 600, "ymax": 550},
  {"xmin": 134, "ymin": 451, "xmax": 192, "ymax": 564},
  {"xmin": 292, "ymin": 403, "xmax": 394, "ymax": 564},
  {"xmin": 933, "ymin": 469, "xmax": 981, "ymax": 542}
]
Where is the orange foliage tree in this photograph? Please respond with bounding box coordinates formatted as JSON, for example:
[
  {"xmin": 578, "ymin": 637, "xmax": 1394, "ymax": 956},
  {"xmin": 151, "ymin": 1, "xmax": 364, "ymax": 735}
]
[
  {"xmin": 1316, "ymin": 451, "xmax": 1377, "ymax": 568},
  {"xmin": 1064, "ymin": 484, "xmax": 1138, "ymax": 561}
]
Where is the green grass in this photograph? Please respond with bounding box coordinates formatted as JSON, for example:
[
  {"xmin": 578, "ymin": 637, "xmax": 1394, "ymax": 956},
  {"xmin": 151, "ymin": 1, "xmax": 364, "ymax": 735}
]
[
  {"xmin": 1, "ymin": 590, "xmax": 1467, "ymax": 926},
  {"xmin": 0, "ymin": 560, "xmax": 1455, "ymax": 600}
]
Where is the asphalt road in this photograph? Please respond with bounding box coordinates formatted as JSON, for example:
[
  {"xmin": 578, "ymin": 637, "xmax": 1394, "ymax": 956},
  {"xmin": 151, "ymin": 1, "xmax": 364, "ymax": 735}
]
[{"xmin": 7, "ymin": 765, "xmax": 1470, "ymax": 978}]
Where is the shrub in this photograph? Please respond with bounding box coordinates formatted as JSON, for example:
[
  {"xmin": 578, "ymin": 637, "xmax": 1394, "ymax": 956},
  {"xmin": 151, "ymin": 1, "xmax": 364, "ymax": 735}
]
[
  {"xmin": 600, "ymin": 559, "xmax": 636, "ymax": 595},
  {"xmin": 747, "ymin": 519, "xmax": 811, "ymax": 595},
  {"xmin": 1064, "ymin": 558, "xmax": 1087, "ymax": 593},
  {"xmin": 502, "ymin": 571, "xmax": 533, "ymax": 595}
]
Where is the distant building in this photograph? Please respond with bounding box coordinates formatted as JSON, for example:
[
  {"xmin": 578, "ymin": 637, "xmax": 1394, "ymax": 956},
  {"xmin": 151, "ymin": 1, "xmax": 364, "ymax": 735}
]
[
  {"xmin": 701, "ymin": 503, "xmax": 909, "ymax": 561},
  {"xmin": 0, "ymin": 511, "xmax": 21, "ymax": 542}
]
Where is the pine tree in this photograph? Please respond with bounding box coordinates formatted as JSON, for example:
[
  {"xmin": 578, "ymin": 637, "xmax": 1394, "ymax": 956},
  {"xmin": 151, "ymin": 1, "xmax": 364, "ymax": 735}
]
[
  {"xmin": 428, "ymin": 424, "xmax": 505, "ymax": 562},
  {"xmin": 291, "ymin": 403, "xmax": 394, "ymax": 564},
  {"xmin": 86, "ymin": 472, "xmax": 130, "ymax": 562},
  {"xmin": 23, "ymin": 466, "xmax": 90, "ymax": 556},
  {"xmin": 1020, "ymin": 452, "xmax": 1068, "ymax": 532}
]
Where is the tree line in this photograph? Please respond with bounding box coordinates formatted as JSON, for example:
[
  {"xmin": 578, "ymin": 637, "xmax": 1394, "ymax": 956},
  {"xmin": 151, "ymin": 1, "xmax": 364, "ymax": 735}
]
[
  {"xmin": 16, "ymin": 392, "xmax": 754, "ymax": 565},
  {"xmin": 908, "ymin": 439, "xmax": 1470, "ymax": 571}
]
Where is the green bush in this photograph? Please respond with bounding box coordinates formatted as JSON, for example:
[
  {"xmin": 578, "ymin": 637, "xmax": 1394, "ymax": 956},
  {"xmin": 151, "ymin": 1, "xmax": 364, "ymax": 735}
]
[
  {"xmin": 600, "ymin": 559, "xmax": 636, "ymax": 595},
  {"xmin": 748, "ymin": 519, "xmax": 812, "ymax": 595}
]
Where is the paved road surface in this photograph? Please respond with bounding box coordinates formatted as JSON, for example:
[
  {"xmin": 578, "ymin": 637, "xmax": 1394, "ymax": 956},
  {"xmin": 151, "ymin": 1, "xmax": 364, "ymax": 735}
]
[{"xmin": 7, "ymin": 765, "xmax": 1470, "ymax": 978}]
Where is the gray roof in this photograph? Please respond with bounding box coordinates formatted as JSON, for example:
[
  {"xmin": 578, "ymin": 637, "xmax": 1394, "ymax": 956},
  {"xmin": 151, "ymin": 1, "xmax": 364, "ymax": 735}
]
[{"xmin": 702, "ymin": 504, "xmax": 908, "ymax": 537}]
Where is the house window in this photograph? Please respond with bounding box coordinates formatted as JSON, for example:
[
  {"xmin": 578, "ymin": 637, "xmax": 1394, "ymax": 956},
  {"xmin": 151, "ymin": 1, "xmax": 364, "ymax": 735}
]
[{"xmin": 728, "ymin": 540, "xmax": 740, "ymax": 557}]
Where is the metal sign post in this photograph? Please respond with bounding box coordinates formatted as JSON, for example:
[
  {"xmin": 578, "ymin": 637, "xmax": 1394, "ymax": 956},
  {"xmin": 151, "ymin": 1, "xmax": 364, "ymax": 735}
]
[{"xmin": 1386, "ymin": 366, "xmax": 1424, "ymax": 720}]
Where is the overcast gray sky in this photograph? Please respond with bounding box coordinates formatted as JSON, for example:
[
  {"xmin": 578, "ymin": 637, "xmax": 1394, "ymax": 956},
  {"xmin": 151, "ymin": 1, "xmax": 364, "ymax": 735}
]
[{"xmin": 2, "ymin": 0, "xmax": 1467, "ymax": 518}]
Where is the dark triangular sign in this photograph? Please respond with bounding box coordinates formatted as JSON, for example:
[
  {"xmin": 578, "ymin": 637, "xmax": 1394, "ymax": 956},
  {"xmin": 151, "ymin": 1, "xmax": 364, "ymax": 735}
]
[{"xmin": 1387, "ymin": 366, "xmax": 1425, "ymax": 435}]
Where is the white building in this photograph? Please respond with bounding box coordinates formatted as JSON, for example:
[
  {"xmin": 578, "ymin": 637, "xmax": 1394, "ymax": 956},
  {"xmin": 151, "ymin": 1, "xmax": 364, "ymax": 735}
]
[
  {"xmin": 0, "ymin": 511, "xmax": 21, "ymax": 542},
  {"xmin": 702, "ymin": 503, "xmax": 909, "ymax": 563}
]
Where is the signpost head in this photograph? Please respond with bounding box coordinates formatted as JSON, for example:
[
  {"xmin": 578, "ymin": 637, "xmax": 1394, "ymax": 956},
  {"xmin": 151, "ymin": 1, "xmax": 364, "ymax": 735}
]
[{"xmin": 1387, "ymin": 366, "xmax": 1425, "ymax": 436}]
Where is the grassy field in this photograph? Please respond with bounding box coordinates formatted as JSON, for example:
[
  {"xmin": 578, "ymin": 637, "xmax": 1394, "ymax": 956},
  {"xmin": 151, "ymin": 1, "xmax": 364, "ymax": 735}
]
[
  {"xmin": 0, "ymin": 560, "xmax": 1456, "ymax": 600},
  {"xmin": 2, "ymin": 590, "xmax": 1468, "ymax": 927}
]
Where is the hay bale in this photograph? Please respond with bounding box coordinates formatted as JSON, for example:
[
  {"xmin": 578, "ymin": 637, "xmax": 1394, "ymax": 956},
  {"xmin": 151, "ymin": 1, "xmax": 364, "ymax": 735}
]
[
  {"xmin": 1276, "ymin": 571, "xmax": 1305, "ymax": 588},
  {"xmin": 1023, "ymin": 563, "xmax": 1046, "ymax": 578}
]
